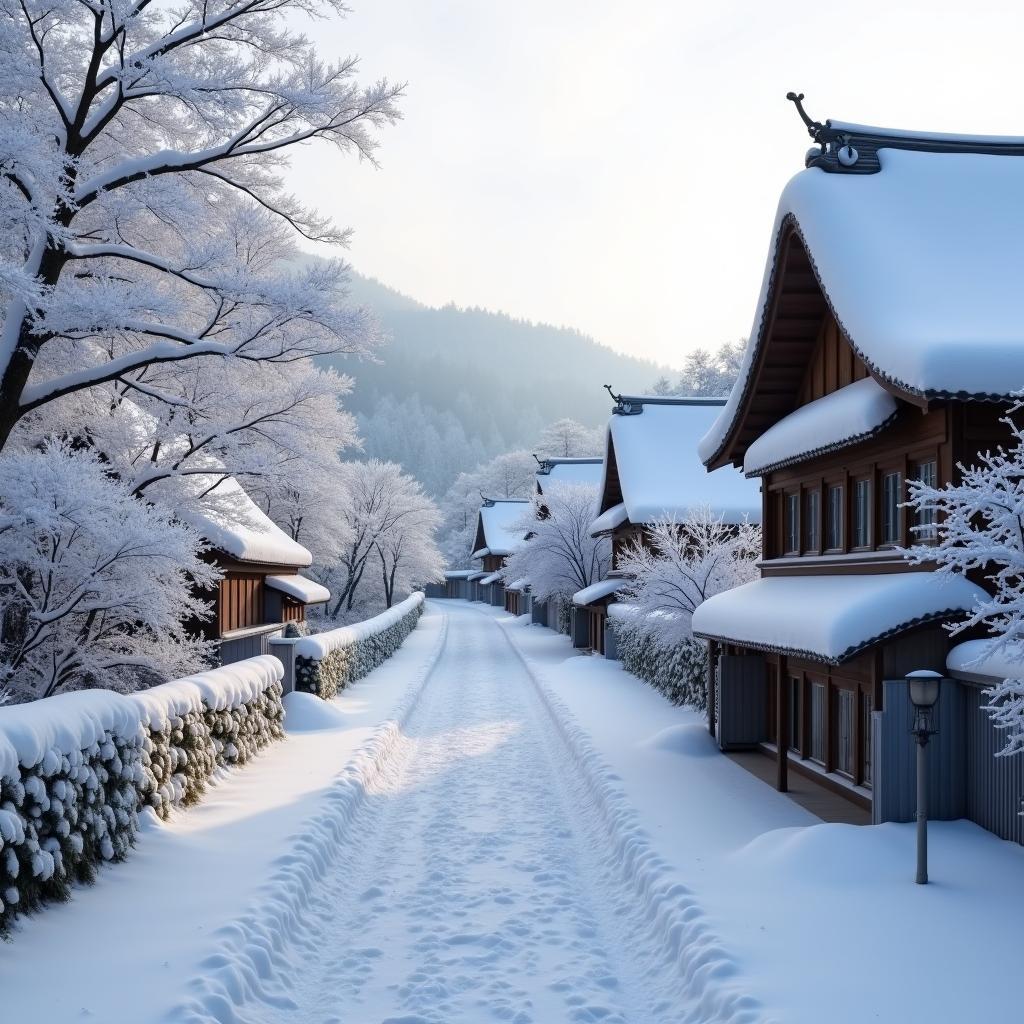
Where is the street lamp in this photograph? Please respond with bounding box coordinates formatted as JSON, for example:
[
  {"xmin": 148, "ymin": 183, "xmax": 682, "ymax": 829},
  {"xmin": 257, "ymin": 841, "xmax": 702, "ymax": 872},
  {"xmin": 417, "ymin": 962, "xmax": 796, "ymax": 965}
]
[{"xmin": 907, "ymin": 669, "xmax": 942, "ymax": 885}]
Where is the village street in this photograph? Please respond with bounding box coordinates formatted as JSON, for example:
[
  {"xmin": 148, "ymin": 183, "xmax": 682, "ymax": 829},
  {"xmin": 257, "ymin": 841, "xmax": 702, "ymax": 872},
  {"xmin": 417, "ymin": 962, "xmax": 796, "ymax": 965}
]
[{"xmin": 174, "ymin": 600, "xmax": 750, "ymax": 1024}]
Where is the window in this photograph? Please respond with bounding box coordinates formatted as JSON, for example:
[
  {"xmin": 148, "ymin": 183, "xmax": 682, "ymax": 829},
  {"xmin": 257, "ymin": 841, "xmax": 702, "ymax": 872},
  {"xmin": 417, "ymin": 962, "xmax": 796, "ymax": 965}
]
[
  {"xmin": 804, "ymin": 489, "xmax": 820, "ymax": 552},
  {"xmin": 853, "ymin": 479, "xmax": 871, "ymax": 547},
  {"xmin": 826, "ymin": 484, "xmax": 843, "ymax": 550},
  {"xmin": 789, "ymin": 676, "xmax": 801, "ymax": 752},
  {"xmin": 836, "ymin": 689, "xmax": 855, "ymax": 777},
  {"xmin": 809, "ymin": 682, "xmax": 826, "ymax": 764},
  {"xmin": 862, "ymin": 693, "xmax": 874, "ymax": 787},
  {"xmin": 913, "ymin": 460, "xmax": 938, "ymax": 543},
  {"xmin": 785, "ymin": 493, "xmax": 799, "ymax": 553},
  {"xmin": 881, "ymin": 471, "xmax": 902, "ymax": 545}
]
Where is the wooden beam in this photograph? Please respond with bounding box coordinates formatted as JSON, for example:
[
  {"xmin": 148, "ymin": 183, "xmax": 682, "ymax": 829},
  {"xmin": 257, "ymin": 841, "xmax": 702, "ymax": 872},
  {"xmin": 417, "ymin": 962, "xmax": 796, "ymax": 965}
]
[{"xmin": 777, "ymin": 658, "xmax": 789, "ymax": 792}]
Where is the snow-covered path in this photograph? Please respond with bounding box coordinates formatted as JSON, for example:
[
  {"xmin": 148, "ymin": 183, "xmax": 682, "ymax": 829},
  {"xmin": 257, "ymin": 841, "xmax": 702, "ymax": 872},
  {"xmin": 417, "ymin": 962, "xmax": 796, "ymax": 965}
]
[{"xmin": 192, "ymin": 602, "xmax": 752, "ymax": 1024}]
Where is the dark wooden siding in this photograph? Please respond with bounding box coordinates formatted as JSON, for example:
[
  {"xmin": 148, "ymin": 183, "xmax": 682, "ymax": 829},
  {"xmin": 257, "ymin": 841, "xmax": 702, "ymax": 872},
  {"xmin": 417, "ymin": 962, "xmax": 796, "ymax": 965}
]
[
  {"xmin": 218, "ymin": 573, "xmax": 265, "ymax": 634},
  {"xmin": 798, "ymin": 316, "xmax": 870, "ymax": 406}
]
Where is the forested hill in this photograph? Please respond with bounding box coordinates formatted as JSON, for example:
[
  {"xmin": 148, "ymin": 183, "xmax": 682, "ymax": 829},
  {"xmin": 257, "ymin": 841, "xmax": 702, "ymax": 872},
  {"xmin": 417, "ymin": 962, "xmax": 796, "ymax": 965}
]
[{"xmin": 318, "ymin": 273, "xmax": 671, "ymax": 497}]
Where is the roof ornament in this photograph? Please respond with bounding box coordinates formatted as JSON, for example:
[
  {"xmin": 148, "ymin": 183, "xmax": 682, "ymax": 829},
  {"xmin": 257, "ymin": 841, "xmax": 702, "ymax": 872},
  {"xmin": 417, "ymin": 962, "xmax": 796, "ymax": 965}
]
[
  {"xmin": 604, "ymin": 384, "xmax": 640, "ymax": 416},
  {"xmin": 479, "ymin": 492, "xmax": 495, "ymax": 506},
  {"xmin": 786, "ymin": 91, "xmax": 824, "ymax": 140}
]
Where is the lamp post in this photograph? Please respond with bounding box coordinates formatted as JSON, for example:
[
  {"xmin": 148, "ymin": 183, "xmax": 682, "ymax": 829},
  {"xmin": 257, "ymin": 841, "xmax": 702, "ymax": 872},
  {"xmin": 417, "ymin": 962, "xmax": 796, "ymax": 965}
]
[{"xmin": 906, "ymin": 670, "xmax": 942, "ymax": 885}]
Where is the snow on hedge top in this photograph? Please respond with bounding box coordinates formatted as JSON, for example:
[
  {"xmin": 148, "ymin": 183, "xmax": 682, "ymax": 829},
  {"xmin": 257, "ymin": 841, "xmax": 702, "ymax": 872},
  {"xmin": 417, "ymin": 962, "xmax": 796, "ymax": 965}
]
[
  {"xmin": 0, "ymin": 690, "xmax": 144, "ymax": 781},
  {"xmin": 476, "ymin": 500, "xmax": 529, "ymax": 558},
  {"xmin": 130, "ymin": 656, "xmax": 284, "ymax": 729},
  {"xmin": 294, "ymin": 593, "xmax": 424, "ymax": 661},
  {"xmin": 536, "ymin": 459, "xmax": 603, "ymax": 492},
  {"xmin": 265, "ymin": 574, "xmax": 330, "ymax": 604},
  {"xmin": 743, "ymin": 378, "xmax": 898, "ymax": 476},
  {"xmin": 181, "ymin": 476, "xmax": 311, "ymax": 568},
  {"xmin": 700, "ymin": 145, "xmax": 1024, "ymax": 466},
  {"xmin": 692, "ymin": 572, "xmax": 987, "ymax": 664},
  {"xmin": 573, "ymin": 578, "xmax": 628, "ymax": 607},
  {"xmin": 947, "ymin": 639, "xmax": 1024, "ymax": 681},
  {"xmin": 602, "ymin": 401, "xmax": 762, "ymax": 525}
]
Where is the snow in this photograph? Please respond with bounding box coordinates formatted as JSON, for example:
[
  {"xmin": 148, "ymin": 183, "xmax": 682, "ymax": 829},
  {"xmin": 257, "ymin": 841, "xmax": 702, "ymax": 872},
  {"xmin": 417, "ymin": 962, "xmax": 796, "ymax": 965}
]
[
  {"xmin": 471, "ymin": 546, "xmax": 490, "ymax": 558},
  {"xmin": 701, "ymin": 145, "xmax": 1024, "ymax": 466},
  {"xmin": 692, "ymin": 572, "xmax": 989, "ymax": 663},
  {"xmin": 467, "ymin": 570, "xmax": 488, "ymax": 581},
  {"xmin": 479, "ymin": 571, "xmax": 502, "ymax": 585},
  {"xmin": 294, "ymin": 592, "xmax": 424, "ymax": 660},
  {"xmin": 264, "ymin": 573, "xmax": 331, "ymax": 604},
  {"xmin": 0, "ymin": 605, "xmax": 447, "ymax": 1024},
  {"xmin": 129, "ymin": 655, "xmax": 283, "ymax": 729},
  {"xmin": 589, "ymin": 500, "xmax": 628, "ymax": 536},
  {"xmin": 506, "ymin": 577, "xmax": 529, "ymax": 592},
  {"xmin": 599, "ymin": 400, "xmax": 762, "ymax": 526},
  {"xmin": 180, "ymin": 476, "xmax": 311, "ymax": 567},
  {"xmin": 475, "ymin": 499, "xmax": 529, "ymax": 557},
  {"xmin": 573, "ymin": 577, "xmax": 628, "ymax": 606},
  {"xmin": 536, "ymin": 458, "xmax": 604, "ymax": 492},
  {"xmin": 743, "ymin": 377, "xmax": 898, "ymax": 476},
  {"xmin": 947, "ymin": 638, "xmax": 1024, "ymax": 680},
  {"xmin": 0, "ymin": 690, "xmax": 143, "ymax": 782},
  {"xmin": 444, "ymin": 569, "xmax": 477, "ymax": 579}
]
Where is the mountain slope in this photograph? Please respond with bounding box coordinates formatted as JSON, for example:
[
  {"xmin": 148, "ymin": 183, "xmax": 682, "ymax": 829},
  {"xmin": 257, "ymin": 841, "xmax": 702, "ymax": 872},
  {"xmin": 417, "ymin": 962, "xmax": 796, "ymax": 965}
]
[{"xmin": 319, "ymin": 273, "xmax": 669, "ymax": 495}]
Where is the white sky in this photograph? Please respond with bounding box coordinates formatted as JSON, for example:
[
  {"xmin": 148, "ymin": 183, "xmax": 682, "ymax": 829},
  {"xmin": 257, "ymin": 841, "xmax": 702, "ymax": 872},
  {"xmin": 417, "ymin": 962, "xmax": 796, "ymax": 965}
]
[{"xmin": 288, "ymin": 0, "xmax": 1024, "ymax": 370}]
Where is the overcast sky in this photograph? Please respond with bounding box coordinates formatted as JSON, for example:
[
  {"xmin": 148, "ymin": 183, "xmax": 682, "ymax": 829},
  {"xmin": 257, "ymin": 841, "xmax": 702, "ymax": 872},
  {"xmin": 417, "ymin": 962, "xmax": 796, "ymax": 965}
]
[{"xmin": 288, "ymin": 0, "xmax": 1024, "ymax": 370}]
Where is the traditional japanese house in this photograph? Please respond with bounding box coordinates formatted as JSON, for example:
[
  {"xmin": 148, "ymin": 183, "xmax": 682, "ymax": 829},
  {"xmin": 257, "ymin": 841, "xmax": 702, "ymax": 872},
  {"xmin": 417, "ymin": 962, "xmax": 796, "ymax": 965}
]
[
  {"xmin": 184, "ymin": 477, "xmax": 331, "ymax": 664},
  {"xmin": 439, "ymin": 569, "xmax": 476, "ymax": 599},
  {"xmin": 470, "ymin": 498, "xmax": 528, "ymax": 607},
  {"xmin": 691, "ymin": 103, "xmax": 1024, "ymax": 839},
  {"xmin": 583, "ymin": 392, "xmax": 762, "ymax": 655}
]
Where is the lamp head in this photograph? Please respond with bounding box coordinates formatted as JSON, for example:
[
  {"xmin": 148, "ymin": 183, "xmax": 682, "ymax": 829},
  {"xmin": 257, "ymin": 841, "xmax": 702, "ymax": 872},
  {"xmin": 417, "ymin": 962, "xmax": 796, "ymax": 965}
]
[{"xmin": 906, "ymin": 670, "xmax": 942, "ymax": 710}]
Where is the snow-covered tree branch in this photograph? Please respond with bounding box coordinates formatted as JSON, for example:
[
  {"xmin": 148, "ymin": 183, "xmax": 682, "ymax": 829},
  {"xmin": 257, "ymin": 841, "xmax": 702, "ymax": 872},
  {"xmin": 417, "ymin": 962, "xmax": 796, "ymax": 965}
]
[{"xmin": 0, "ymin": 0, "xmax": 402, "ymax": 450}]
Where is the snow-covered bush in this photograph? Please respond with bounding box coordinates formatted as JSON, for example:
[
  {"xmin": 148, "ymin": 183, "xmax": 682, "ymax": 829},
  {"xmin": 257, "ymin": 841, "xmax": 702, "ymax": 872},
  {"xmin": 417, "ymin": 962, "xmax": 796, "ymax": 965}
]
[
  {"xmin": 614, "ymin": 508, "xmax": 760, "ymax": 712},
  {"xmin": 0, "ymin": 656, "xmax": 285, "ymax": 932},
  {"xmin": 294, "ymin": 593, "xmax": 425, "ymax": 700},
  {"xmin": 612, "ymin": 612, "xmax": 710, "ymax": 710}
]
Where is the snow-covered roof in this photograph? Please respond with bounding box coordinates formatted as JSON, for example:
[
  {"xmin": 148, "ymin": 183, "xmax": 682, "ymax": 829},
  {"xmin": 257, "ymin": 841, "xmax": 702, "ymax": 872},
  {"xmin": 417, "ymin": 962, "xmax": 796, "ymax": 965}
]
[
  {"xmin": 466, "ymin": 571, "xmax": 488, "ymax": 581},
  {"xmin": 589, "ymin": 502, "xmax": 628, "ymax": 537},
  {"xmin": 473, "ymin": 500, "xmax": 529, "ymax": 559},
  {"xmin": 692, "ymin": 572, "xmax": 988, "ymax": 665},
  {"xmin": 480, "ymin": 572, "xmax": 502, "ymax": 586},
  {"xmin": 506, "ymin": 578, "xmax": 529, "ymax": 592},
  {"xmin": 947, "ymin": 639, "xmax": 1024, "ymax": 682},
  {"xmin": 743, "ymin": 378, "xmax": 899, "ymax": 477},
  {"xmin": 535, "ymin": 458, "xmax": 604, "ymax": 493},
  {"xmin": 598, "ymin": 398, "xmax": 762, "ymax": 526},
  {"xmin": 181, "ymin": 476, "xmax": 311, "ymax": 568},
  {"xmin": 444, "ymin": 569, "xmax": 477, "ymax": 579},
  {"xmin": 573, "ymin": 578, "xmax": 629, "ymax": 607},
  {"xmin": 264, "ymin": 574, "xmax": 330, "ymax": 605},
  {"xmin": 701, "ymin": 141, "xmax": 1024, "ymax": 468}
]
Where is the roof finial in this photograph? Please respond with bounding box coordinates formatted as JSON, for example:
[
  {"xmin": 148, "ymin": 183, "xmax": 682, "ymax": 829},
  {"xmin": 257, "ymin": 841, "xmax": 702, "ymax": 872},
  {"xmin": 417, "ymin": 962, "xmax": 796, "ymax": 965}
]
[
  {"xmin": 786, "ymin": 91, "xmax": 825, "ymax": 142},
  {"xmin": 532, "ymin": 453, "xmax": 544, "ymax": 466},
  {"xmin": 603, "ymin": 384, "xmax": 622, "ymax": 403}
]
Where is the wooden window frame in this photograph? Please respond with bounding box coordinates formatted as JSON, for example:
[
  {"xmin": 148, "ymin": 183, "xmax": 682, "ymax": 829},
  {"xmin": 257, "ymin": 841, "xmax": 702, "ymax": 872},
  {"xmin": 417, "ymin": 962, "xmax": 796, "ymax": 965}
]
[
  {"xmin": 784, "ymin": 491, "xmax": 800, "ymax": 555},
  {"xmin": 879, "ymin": 467, "xmax": 903, "ymax": 548},
  {"xmin": 910, "ymin": 454, "xmax": 939, "ymax": 546},
  {"xmin": 824, "ymin": 480, "xmax": 845, "ymax": 553},
  {"xmin": 803, "ymin": 486, "xmax": 821, "ymax": 555},
  {"xmin": 852, "ymin": 476, "xmax": 872, "ymax": 550}
]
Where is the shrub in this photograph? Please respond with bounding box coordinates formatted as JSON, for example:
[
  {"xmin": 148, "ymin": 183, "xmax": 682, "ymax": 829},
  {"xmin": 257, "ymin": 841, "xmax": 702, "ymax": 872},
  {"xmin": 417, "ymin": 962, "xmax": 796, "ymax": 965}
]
[{"xmin": 614, "ymin": 622, "xmax": 709, "ymax": 712}]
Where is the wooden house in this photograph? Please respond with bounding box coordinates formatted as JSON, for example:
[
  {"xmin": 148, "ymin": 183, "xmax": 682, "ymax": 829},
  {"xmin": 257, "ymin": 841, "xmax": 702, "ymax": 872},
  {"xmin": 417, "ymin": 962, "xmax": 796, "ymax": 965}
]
[
  {"xmin": 184, "ymin": 477, "xmax": 330, "ymax": 664},
  {"xmin": 470, "ymin": 498, "xmax": 528, "ymax": 607},
  {"xmin": 691, "ymin": 110, "xmax": 1024, "ymax": 840},
  {"xmin": 583, "ymin": 393, "xmax": 762, "ymax": 655}
]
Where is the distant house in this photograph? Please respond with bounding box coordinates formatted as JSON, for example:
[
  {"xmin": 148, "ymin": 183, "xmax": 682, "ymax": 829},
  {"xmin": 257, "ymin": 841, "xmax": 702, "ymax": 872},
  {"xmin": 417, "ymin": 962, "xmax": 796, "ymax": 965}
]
[
  {"xmin": 183, "ymin": 477, "xmax": 330, "ymax": 664},
  {"xmin": 582, "ymin": 393, "xmax": 762, "ymax": 654},
  {"xmin": 691, "ymin": 113, "xmax": 1024, "ymax": 840},
  {"xmin": 470, "ymin": 498, "xmax": 528, "ymax": 607}
]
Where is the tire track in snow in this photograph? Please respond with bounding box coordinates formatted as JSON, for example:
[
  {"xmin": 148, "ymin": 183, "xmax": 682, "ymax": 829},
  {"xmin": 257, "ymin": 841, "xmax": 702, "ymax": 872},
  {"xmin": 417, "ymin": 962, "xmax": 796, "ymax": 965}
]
[{"xmin": 163, "ymin": 608, "xmax": 451, "ymax": 1024}]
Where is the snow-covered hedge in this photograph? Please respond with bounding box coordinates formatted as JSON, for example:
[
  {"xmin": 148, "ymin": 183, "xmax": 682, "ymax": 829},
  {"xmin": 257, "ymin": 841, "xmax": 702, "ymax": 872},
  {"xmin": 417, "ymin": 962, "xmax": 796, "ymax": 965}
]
[
  {"xmin": 0, "ymin": 656, "xmax": 284, "ymax": 935},
  {"xmin": 294, "ymin": 593, "xmax": 425, "ymax": 700},
  {"xmin": 613, "ymin": 620, "xmax": 708, "ymax": 712}
]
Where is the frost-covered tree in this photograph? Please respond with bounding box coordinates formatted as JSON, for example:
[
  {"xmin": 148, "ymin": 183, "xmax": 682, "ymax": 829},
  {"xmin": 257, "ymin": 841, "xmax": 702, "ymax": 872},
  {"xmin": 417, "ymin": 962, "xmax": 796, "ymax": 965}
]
[
  {"xmin": 0, "ymin": 444, "xmax": 217, "ymax": 701},
  {"xmin": 0, "ymin": 0, "xmax": 401, "ymax": 452},
  {"xmin": 374, "ymin": 492, "xmax": 444, "ymax": 607},
  {"xmin": 500, "ymin": 482, "xmax": 609, "ymax": 604},
  {"xmin": 534, "ymin": 418, "xmax": 603, "ymax": 459},
  {"xmin": 319, "ymin": 459, "xmax": 440, "ymax": 616},
  {"xmin": 613, "ymin": 508, "xmax": 759, "ymax": 710},
  {"xmin": 652, "ymin": 340, "xmax": 746, "ymax": 398},
  {"xmin": 905, "ymin": 410, "xmax": 1024, "ymax": 757}
]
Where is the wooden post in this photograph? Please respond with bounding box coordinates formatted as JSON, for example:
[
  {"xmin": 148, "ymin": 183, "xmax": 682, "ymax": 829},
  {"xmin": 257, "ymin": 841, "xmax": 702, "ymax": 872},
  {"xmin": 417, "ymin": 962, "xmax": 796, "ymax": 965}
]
[
  {"xmin": 707, "ymin": 641, "xmax": 718, "ymax": 738},
  {"xmin": 777, "ymin": 660, "xmax": 789, "ymax": 792}
]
